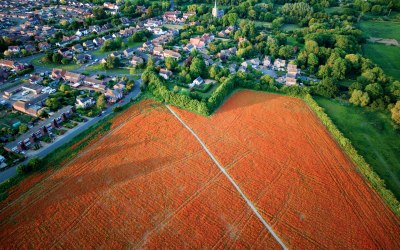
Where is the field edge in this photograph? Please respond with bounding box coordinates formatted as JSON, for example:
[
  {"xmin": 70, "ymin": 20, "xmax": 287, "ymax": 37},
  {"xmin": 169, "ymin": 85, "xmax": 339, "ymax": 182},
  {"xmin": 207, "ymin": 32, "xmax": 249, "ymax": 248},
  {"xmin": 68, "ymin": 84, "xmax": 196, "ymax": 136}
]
[{"xmin": 303, "ymin": 94, "xmax": 400, "ymax": 217}]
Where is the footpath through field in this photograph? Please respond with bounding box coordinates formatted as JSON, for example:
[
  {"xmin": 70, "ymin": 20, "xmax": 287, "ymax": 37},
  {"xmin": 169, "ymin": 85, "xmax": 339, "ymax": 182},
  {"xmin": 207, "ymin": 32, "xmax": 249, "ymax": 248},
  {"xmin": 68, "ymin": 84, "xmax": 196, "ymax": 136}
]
[{"xmin": 166, "ymin": 105, "xmax": 288, "ymax": 250}]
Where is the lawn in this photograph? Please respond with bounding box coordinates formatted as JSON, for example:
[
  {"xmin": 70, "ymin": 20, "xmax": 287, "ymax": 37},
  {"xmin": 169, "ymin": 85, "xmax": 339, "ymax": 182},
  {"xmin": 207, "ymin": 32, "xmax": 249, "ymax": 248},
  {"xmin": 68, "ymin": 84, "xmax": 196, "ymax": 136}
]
[
  {"xmin": 281, "ymin": 24, "xmax": 301, "ymax": 32},
  {"xmin": 359, "ymin": 21, "xmax": 400, "ymax": 40},
  {"xmin": 30, "ymin": 56, "xmax": 80, "ymax": 71},
  {"xmin": 363, "ymin": 43, "xmax": 400, "ymax": 79},
  {"xmin": 239, "ymin": 19, "xmax": 272, "ymax": 29},
  {"xmin": 314, "ymin": 96, "xmax": 400, "ymax": 200},
  {"xmin": 163, "ymin": 24, "xmax": 185, "ymax": 30},
  {"xmin": 84, "ymin": 63, "xmax": 131, "ymax": 75}
]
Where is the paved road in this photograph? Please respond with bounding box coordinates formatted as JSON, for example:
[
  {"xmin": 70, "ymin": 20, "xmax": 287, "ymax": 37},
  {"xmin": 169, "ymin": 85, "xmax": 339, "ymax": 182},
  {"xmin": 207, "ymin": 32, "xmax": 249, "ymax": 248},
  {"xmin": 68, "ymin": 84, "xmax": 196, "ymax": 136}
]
[{"xmin": 0, "ymin": 81, "xmax": 141, "ymax": 183}]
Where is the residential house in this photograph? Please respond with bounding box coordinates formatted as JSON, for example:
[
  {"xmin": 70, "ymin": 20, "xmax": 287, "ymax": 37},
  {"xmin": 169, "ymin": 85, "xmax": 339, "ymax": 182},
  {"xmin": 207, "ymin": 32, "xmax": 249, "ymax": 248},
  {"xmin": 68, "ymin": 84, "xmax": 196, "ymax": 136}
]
[
  {"xmin": 110, "ymin": 51, "xmax": 123, "ymax": 59},
  {"xmin": 287, "ymin": 63, "xmax": 299, "ymax": 77},
  {"xmin": 286, "ymin": 76, "xmax": 297, "ymax": 86},
  {"xmin": 153, "ymin": 46, "xmax": 164, "ymax": 56},
  {"xmin": 38, "ymin": 41, "xmax": 50, "ymax": 51},
  {"xmin": 189, "ymin": 37, "xmax": 205, "ymax": 48},
  {"xmin": 72, "ymin": 44, "xmax": 84, "ymax": 53},
  {"xmin": 114, "ymin": 82, "xmax": 126, "ymax": 90},
  {"xmin": 75, "ymin": 28, "xmax": 88, "ymax": 37},
  {"xmin": 58, "ymin": 48, "xmax": 73, "ymax": 59},
  {"xmin": 29, "ymin": 75, "xmax": 43, "ymax": 84},
  {"xmin": 104, "ymin": 2, "xmax": 119, "ymax": 10},
  {"xmin": 0, "ymin": 59, "xmax": 24, "ymax": 71},
  {"xmin": 163, "ymin": 11, "xmax": 181, "ymax": 22},
  {"xmin": 24, "ymin": 45, "xmax": 36, "ymax": 53},
  {"xmin": 263, "ymin": 56, "xmax": 272, "ymax": 67},
  {"xmin": 76, "ymin": 96, "xmax": 95, "ymax": 109},
  {"xmin": 83, "ymin": 76, "xmax": 105, "ymax": 86},
  {"xmin": 163, "ymin": 50, "xmax": 181, "ymax": 60},
  {"xmin": 105, "ymin": 89, "xmax": 123, "ymax": 103},
  {"xmin": 123, "ymin": 48, "xmax": 135, "ymax": 58},
  {"xmin": 64, "ymin": 71, "xmax": 84, "ymax": 83},
  {"xmin": 89, "ymin": 25, "xmax": 101, "ymax": 34},
  {"xmin": 273, "ymin": 58, "xmax": 286, "ymax": 69},
  {"xmin": 219, "ymin": 47, "xmax": 237, "ymax": 60},
  {"xmin": 102, "ymin": 35, "xmax": 113, "ymax": 41},
  {"xmin": 51, "ymin": 68, "xmax": 66, "ymax": 79},
  {"xmin": 7, "ymin": 46, "xmax": 20, "ymax": 53},
  {"xmin": 159, "ymin": 68, "xmax": 172, "ymax": 80},
  {"xmin": 189, "ymin": 76, "xmax": 204, "ymax": 88},
  {"xmin": 74, "ymin": 54, "xmax": 91, "ymax": 64},
  {"xmin": 93, "ymin": 37, "xmax": 104, "ymax": 46},
  {"xmin": 83, "ymin": 40, "xmax": 94, "ymax": 50},
  {"xmin": 144, "ymin": 20, "xmax": 161, "ymax": 28},
  {"xmin": 131, "ymin": 56, "xmax": 144, "ymax": 67}
]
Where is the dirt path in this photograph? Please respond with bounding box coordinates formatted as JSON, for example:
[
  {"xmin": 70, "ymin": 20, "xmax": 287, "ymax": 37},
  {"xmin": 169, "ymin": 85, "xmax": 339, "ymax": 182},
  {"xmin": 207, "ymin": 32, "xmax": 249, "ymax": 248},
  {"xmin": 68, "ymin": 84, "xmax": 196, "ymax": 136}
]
[{"xmin": 165, "ymin": 105, "xmax": 288, "ymax": 250}]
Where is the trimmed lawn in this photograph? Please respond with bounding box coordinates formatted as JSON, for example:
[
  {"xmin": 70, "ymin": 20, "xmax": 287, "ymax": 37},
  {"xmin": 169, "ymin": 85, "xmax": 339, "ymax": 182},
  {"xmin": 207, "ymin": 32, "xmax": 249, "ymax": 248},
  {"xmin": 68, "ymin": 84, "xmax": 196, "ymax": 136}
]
[
  {"xmin": 84, "ymin": 63, "xmax": 131, "ymax": 74},
  {"xmin": 359, "ymin": 21, "xmax": 400, "ymax": 40},
  {"xmin": 363, "ymin": 43, "xmax": 400, "ymax": 79},
  {"xmin": 31, "ymin": 56, "xmax": 80, "ymax": 71},
  {"xmin": 314, "ymin": 96, "xmax": 400, "ymax": 200}
]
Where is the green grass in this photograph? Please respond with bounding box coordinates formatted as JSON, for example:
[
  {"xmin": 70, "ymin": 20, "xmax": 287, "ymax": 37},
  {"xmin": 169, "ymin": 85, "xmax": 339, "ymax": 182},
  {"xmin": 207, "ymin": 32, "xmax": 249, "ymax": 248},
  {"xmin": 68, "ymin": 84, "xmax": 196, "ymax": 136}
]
[
  {"xmin": 281, "ymin": 24, "xmax": 301, "ymax": 32},
  {"xmin": 84, "ymin": 63, "xmax": 131, "ymax": 74},
  {"xmin": 240, "ymin": 19, "xmax": 272, "ymax": 29},
  {"xmin": 31, "ymin": 57, "xmax": 80, "ymax": 71},
  {"xmin": 314, "ymin": 96, "xmax": 400, "ymax": 200},
  {"xmin": 363, "ymin": 43, "xmax": 400, "ymax": 79},
  {"xmin": 163, "ymin": 24, "xmax": 185, "ymax": 30},
  {"xmin": 359, "ymin": 21, "xmax": 400, "ymax": 40},
  {"xmin": 287, "ymin": 37, "xmax": 304, "ymax": 49},
  {"xmin": 0, "ymin": 110, "xmax": 33, "ymax": 129},
  {"xmin": 126, "ymin": 41, "xmax": 142, "ymax": 48}
]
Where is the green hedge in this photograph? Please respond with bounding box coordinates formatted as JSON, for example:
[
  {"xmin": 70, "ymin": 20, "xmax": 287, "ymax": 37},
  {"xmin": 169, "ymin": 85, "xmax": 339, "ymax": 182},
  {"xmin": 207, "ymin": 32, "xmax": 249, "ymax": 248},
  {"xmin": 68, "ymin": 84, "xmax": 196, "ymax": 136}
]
[{"xmin": 303, "ymin": 94, "xmax": 400, "ymax": 217}]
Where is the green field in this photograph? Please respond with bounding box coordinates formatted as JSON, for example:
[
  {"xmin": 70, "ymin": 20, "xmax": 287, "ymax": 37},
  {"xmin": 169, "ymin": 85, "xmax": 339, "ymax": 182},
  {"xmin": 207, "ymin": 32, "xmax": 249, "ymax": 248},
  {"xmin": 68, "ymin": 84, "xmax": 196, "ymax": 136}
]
[
  {"xmin": 363, "ymin": 43, "xmax": 400, "ymax": 79},
  {"xmin": 31, "ymin": 57, "xmax": 80, "ymax": 71},
  {"xmin": 314, "ymin": 97, "xmax": 400, "ymax": 200},
  {"xmin": 360, "ymin": 21, "xmax": 400, "ymax": 40}
]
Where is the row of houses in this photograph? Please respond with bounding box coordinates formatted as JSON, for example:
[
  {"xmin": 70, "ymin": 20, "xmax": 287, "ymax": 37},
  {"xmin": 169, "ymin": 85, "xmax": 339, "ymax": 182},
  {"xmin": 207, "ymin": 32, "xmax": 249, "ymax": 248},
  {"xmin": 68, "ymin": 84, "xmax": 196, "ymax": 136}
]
[
  {"xmin": 5, "ymin": 106, "xmax": 74, "ymax": 152},
  {"xmin": 163, "ymin": 11, "xmax": 196, "ymax": 23}
]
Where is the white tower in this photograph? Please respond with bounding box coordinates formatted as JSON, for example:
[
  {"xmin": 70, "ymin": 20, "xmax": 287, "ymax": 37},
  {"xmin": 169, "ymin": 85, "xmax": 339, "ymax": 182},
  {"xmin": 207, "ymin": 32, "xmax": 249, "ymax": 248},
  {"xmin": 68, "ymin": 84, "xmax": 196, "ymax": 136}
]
[{"xmin": 212, "ymin": 0, "xmax": 218, "ymax": 18}]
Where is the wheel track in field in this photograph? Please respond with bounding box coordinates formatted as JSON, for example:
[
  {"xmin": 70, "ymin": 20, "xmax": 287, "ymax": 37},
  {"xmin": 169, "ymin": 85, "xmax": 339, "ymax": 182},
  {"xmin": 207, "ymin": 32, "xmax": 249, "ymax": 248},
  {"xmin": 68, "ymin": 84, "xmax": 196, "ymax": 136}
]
[
  {"xmin": 0, "ymin": 108, "xmax": 148, "ymax": 225},
  {"xmin": 0, "ymin": 107, "xmax": 148, "ymax": 217},
  {"xmin": 299, "ymin": 107, "xmax": 383, "ymax": 248},
  {"xmin": 134, "ymin": 168, "xmax": 226, "ymax": 248},
  {"xmin": 48, "ymin": 138, "xmax": 222, "ymax": 248},
  {"xmin": 166, "ymin": 105, "xmax": 288, "ymax": 250}
]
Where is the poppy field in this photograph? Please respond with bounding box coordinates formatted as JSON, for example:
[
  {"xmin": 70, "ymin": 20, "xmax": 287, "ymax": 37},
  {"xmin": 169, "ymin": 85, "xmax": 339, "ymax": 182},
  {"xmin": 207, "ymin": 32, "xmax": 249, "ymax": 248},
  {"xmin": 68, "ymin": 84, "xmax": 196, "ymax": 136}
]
[{"xmin": 0, "ymin": 91, "xmax": 399, "ymax": 248}]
